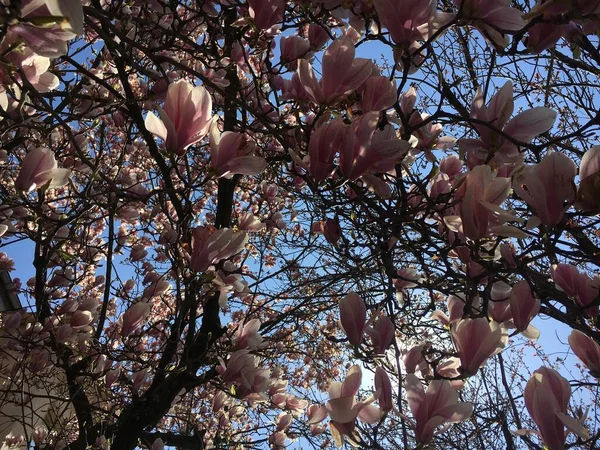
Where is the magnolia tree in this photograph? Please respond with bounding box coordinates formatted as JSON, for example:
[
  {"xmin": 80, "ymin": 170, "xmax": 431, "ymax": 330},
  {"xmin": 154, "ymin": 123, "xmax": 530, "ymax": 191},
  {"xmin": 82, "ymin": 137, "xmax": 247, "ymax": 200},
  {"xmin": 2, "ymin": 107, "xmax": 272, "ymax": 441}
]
[{"xmin": 1, "ymin": 0, "xmax": 600, "ymax": 449}]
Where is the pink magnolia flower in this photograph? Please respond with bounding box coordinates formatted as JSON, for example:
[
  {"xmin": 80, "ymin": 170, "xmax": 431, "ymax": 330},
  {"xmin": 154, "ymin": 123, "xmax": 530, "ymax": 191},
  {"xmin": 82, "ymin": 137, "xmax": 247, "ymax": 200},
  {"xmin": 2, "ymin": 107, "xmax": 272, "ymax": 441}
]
[
  {"xmin": 550, "ymin": 263, "xmax": 580, "ymax": 298},
  {"xmin": 280, "ymin": 36, "xmax": 310, "ymax": 63},
  {"xmin": 525, "ymin": 367, "xmax": 589, "ymax": 450},
  {"xmin": 400, "ymin": 86, "xmax": 417, "ymax": 117},
  {"xmin": 405, "ymin": 373, "xmax": 473, "ymax": 445},
  {"xmin": 0, "ymin": 86, "xmax": 7, "ymax": 115},
  {"xmin": 375, "ymin": 367, "xmax": 393, "ymax": 413},
  {"xmin": 455, "ymin": 0, "xmax": 525, "ymax": 48},
  {"xmin": 145, "ymin": 80, "xmax": 213, "ymax": 155},
  {"xmin": 403, "ymin": 344, "xmax": 432, "ymax": 376},
  {"xmin": 238, "ymin": 212, "xmax": 266, "ymax": 232},
  {"xmin": 121, "ymin": 302, "xmax": 152, "ymax": 337},
  {"xmin": 8, "ymin": 0, "xmax": 84, "ymax": 57},
  {"xmin": 323, "ymin": 218, "xmax": 342, "ymax": 244},
  {"xmin": 190, "ymin": 227, "xmax": 248, "ymax": 273},
  {"xmin": 233, "ymin": 319, "xmax": 264, "ymax": 350},
  {"xmin": 248, "ymin": 0, "xmax": 285, "ymax": 30},
  {"xmin": 8, "ymin": 49, "xmax": 59, "ymax": 93},
  {"xmin": 308, "ymin": 117, "xmax": 345, "ymax": 182},
  {"xmin": 438, "ymin": 357, "xmax": 466, "ymax": 390},
  {"xmin": 526, "ymin": 2, "xmax": 579, "ymax": 54},
  {"xmin": 394, "ymin": 267, "xmax": 421, "ymax": 291},
  {"xmin": 361, "ymin": 76, "xmax": 397, "ymax": 112},
  {"xmin": 269, "ymin": 431, "xmax": 286, "ymax": 448},
  {"xmin": 524, "ymin": 0, "xmax": 600, "ymax": 52},
  {"xmin": 576, "ymin": 146, "xmax": 600, "ymax": 212},
  {"xmin": 568, "ymin": 330, "xmax": 600, "ymax": 377},
  {"xmin": 551, "ymin": 264, "xmax": 600, "ymax": 318},
  {"xmin": 372, "ymin": 0, "xmax": 434, "ymax": 48},
  {"xmin": 307, "ymin": 404, "xmax": 328, "ymax": 425},
  {"xmin": 430, "ymin": 294, "xmax": 468, "ymax": 326},
  {"xmin": 326, "ymin": 365, "xmax": 382, "ymax": 447},
  {"xmin": 365, "ymin": 315, "xmax": 395, "ymax": 354},
  {"xmin": 451, "ymin": 165, "xmax": 512, "ymax": 241},
  {"xmin": 339, "ymin": 111, "xmax": 409, "ymax": 180},
  {"xmin": 15, "ymin": 147, "xmax": 71, "ymax": 193},
  {"xmin": 509, "ymin": 281, "xmax": 540, "ymax": 339},
  {"xmin": 150, "ymin": 438, "xmax": 164, "ymax": 450},
  {"xmin": 339, "ymin": 292, "xmax": 367, "ymax": 346},
  {"xmin": 208, "ymin": 121, "xmax": 266, "ymax": 178},
  {"xmin": 70, "ymin": 310, "xmax": 93, "ymax": 329},
  {"xmin": 307, "ymin": 24, "xmax": 330, "ymax": 50},
  {"xmin": 451, "ymin": 318, "xmax": 508, "ymax": 375},
  {"xmin": 218, "ymin": 350, "xmax": 270, "ymax": 398},
  {"xmin": 488, "ymin": 281, "xmax": 513, "ymax": 324},
  {"xmin": 513, "ymin": 152, "xmax": 577, "ymax": 226},
  {"xmin": 409, "ymin": 113, "xmax": 457, "ymax": 159},
  {"xmin": 460, "ymin": 81, "xmax": 556, "ymax": 169},
  {"xmin": 297, "ymin": 37, "xmax": 373, "ymax": 105},
  {"xmin": 440, "ymin": 155, "xmax": 463, "ymax": 180}
]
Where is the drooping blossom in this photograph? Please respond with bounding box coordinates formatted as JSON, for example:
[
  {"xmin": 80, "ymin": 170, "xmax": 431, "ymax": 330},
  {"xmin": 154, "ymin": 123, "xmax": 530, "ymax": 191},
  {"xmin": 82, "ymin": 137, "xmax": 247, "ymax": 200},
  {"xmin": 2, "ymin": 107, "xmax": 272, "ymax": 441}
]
[
  {"xmin": 297, "ymin": 37, "xmax": 373, "ymax": 105},
  {"xmin": 524, "ymin": 0, "xmax": 600, "ymax": 52},
  {"xmin": 438, "ymin": 357, "xmax": 467, "ymax": 390},
  {"xmin": 269, "ymin": 431, "xmax": 287, "ymax": 448},
  {"xmin": 550, "ymin": 263, "xmax": 580, "ymax": 298},
  {"xmin": 365, "ymin": 315, "xmax": 394, "ymax": 354},
  {"xmin": 339, "ymin": 292, "xmax": 367, "ymax": 346},
  {"xmin": 213, "ymin": 272, "xmax": 248, "ymax": 308},
  {"xmin": 455, "ymin": 0, "xmax": 525, "ymax": 48},
  {"xmin": 524, "ymin": 367, "xmax": 589, "ymax": 450},
  {"xmin": 374, "ymin": 367, "xmax": 393, "ymax": 413},
  {"xmin": 405, "ymin": 374, "xmax": 473, "ymax": 444},
  {"xmin": 451, "ymin": 318, "xmax": 508, "ymax": 375},
  {"xmin": 488, "ymin": 281, "xmax": 513, "ymax": 324},
  {"xmin": 525, "ymin": 1, "xmax": 579, "ymax": 53},
  {"xmin": 306, "ymin": 404, "xmax": 328, "ymax": 425},
  {"xmin": 551, "ymin": 264, "xmax": 600, "ymax": 318},
  {"xmin": 15, "ymin": 147, "xmax": 71, "ymax": 193},
  {"xmin": 208, "ymin": 121, "xmax": 266, "ymax": 178},
  {"xmin": 189, "ymin": 227, "xmax": 249, "ymax": 273},
  {"xmin": 440, "ymin": 155, "xmax": 463, "ymax": 180},
  {"xmin": 394, "ymin": 267, "xmax": 421, "ymax": 290},
  {"xmin": 513, "ymin": 152, "xmax": 577, "ymax": 226},
  {"xmin": 372, "ymin": 0, "xmax": 434, "ymax": 48},
  {"xmin": 568, "ymin": 330, "xmax": 600, "ymax": 377},
  {"xmin": 403, "ymin": 344, "xmax": 432, "ymax": 376},
  {"xmin": 430, "ymin": 294, "xmax": 469, "ymax": 327},
  {"xmin": 408, "ymin": 112, "xmax": 457, "ymax": 160},
  {"xmin": 509, "ymin": 281, "xmax": 540, "ymax": 339},
  {"xmin": 145, "ymin": 80, "xmax": 213, "ymax": 155},
  {"xmin": 576, "ymin": 146, "xmax": 600, "ymax": 212},
  {"xmin": 307, "ymin": 24, "xmax": 330, "ymax": 50},
  {"xmin": 280, "ymin": 36, "xmax": 310, "ymax": 63}
]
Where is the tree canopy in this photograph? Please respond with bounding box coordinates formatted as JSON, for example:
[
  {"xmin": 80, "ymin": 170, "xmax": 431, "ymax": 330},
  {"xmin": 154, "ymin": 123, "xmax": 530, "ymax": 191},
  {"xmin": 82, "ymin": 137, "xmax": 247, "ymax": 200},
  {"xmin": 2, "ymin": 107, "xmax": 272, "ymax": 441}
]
[{"xmin": 1, "ymin": 0, "xmax": 600, "ymax": 449}]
